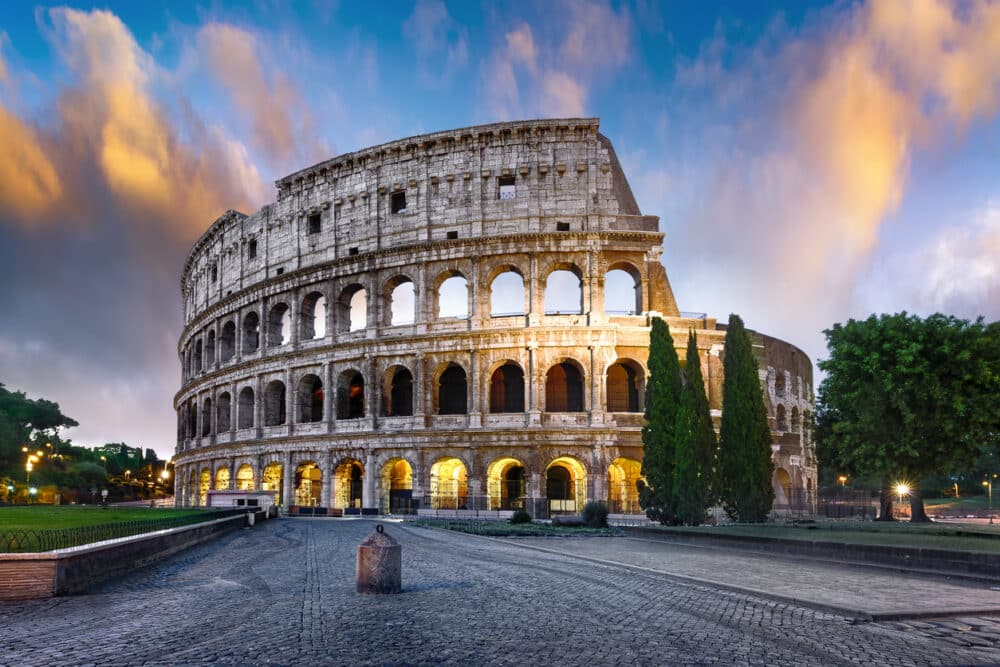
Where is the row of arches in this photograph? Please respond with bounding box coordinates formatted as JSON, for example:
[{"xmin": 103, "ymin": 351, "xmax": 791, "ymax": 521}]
[
  {"xmin": 184, "ymin": 455, "xmax": 645, "ymax": 515},
  {"xmin": 183, "ymin": 265, "xmax": 645, "ymax": 378},
  {"xmin": 178, "ymin": 358, "xmax": 645, "ymax": 439}
]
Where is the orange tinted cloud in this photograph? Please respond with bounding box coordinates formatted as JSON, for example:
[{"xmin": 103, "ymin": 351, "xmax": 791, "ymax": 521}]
[{"xmin": 0, "ymin": 106, "xmax": 61, "ymax": 220}]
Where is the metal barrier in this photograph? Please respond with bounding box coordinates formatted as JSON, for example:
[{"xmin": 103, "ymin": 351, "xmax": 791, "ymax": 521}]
[{"xmin": 0, "ymin": 510, "xmax": 245, "ymax": 553}]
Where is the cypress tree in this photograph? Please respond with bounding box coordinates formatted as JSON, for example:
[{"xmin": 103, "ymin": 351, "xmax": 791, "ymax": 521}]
[
  {"xmin": 718, "ymin": 314, "xmax": 774, "ymax": 522},
  {"xmin": 640, "ymin": 317, "xmax": 682, "ymax": 523},
  {"xmin": 672, "ymin": 331, "xmax": 717, "ymax": 525}
]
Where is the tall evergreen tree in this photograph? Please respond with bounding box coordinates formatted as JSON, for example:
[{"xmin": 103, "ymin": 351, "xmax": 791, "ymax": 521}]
[
  {"xmin": 672, "ymin": 331, "xmax": 717, "ymax": 525},
  {"xmin": 640, "ymin": 317, "xmax": 682, "ymax": 523},
  {"xmin": 718, "ymin": 314, "xmax": 774, "ymax": 522}
]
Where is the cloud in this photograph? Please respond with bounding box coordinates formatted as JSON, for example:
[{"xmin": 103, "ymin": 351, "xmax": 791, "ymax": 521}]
[
  {"xmin": 667, "ymin": 0, "xmax": 1000, "ymax": 358},
  {"xmin": 0, "ymin": 106, "xmax": 62, "ymax": 220},
  {"xmin": 403, "ymin": 0, "xmax": 469, "ymax": 86},
  {"xmin": 480, "ymin": 1, "xmax": 632, "ymax": 119},
  {"xmin": 198, "ymin": 22, "xmax": 323, "ymax": 168}
]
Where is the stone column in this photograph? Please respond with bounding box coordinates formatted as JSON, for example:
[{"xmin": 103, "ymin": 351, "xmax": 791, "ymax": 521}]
[
  {"xmin": 229, "ymin": 456, "xmax": 237, "ymax": 490},
  {"xmin": 467, "ymin": 348, "xmax": 480, "ymax": 428},
  {"xmin": 289, "ymin": 290, "xmax": 300, "ymax": 347},
  {"xmin": 527, "ymin": 344, "xmax": 541, "ymax": 427},
  {"xmin": 285, "ymin": 367, "xmax": 295, "ymax": 431},
  {"xmin": 528, "ymin": 255, "xmax": 541, "ymax": 325},
  {"xmin": 235, "ymin": 309, "xmax": 244, "ymax": 362},
  {"xmin": 413, "ymin": 354, "xmax": 426, "ymax": 420},
  {"xmin": 282, "ymin": 451, "xmax": 294, "ymax": 507},
  {"xmin": 363, "ymin": 452, "xmax": 377, "ymax": 511},
  {"xmin": 323, "ymin": 361, "xmax": 334, "ymax": 430},
  {"xmin": 254, "ymin": 374, "xmax": 264, "ymax": 433},
  {"xmin": 229, "ymin": 381, "xmax": 238, "ymax": 433}
]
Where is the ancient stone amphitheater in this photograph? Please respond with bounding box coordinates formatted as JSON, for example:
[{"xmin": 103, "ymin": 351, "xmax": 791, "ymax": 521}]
[{"xmin": 174, "ymin": 118, "xmax": 816, "ymax": 517}]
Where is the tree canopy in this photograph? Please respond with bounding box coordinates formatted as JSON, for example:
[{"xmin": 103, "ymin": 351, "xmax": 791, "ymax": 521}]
[
  {"xmin": 0, "ymin": 383, "xmax": 78, "ymax": 468},
  {"xmin": 816, "ymin": 313, "xmax": 1000, "ymax": 521}
]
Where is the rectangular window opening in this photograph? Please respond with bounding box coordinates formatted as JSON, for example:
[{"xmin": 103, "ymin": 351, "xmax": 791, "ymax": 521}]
[
  {"xmin": 556, "ymin": 222, "xmax": 570, "ymax": 232},
  {"xmin": 446, "ymin": 231, "xmax": 459, "ymax": 240},
  {"xmin": 276, "ymin": 267, "xmax": 284, "ymax": 276},
  {"xmin": 248, "ymin": 239, "xmax": 258, "ymax": 259},
  {"xmin": 348, "ymin": 247, "xmax": 359, "ymax": 256},
  {"xmin": 498, "ymin": 176, "xmax": 516, "ymax": 200},
  {"xmin": 308, "ymin": 213, "xmax": 321, "ymax": 235},
  {"xmin": 211, "ymin": 265, "xmax": 218, "ymax": 282},
  {"xmin": 390, "ymin": 191, "xmax": 407, "ymax": 214}
]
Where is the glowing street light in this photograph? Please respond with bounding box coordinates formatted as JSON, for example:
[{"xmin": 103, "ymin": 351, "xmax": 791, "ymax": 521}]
[
  {"xmin": 983, "ymin": 479, "xmax": 993, "ymax": 526},
  {"xmin": 894, "ymin": 483, "xmax": 910, "ymax": 518},
  {"xmin": 837, "ymin": 475, "xmax": 848, "ymax": 487},
  {"xmin": 28, "ymin": 487, "xmax": 37, "ymax": 503}
]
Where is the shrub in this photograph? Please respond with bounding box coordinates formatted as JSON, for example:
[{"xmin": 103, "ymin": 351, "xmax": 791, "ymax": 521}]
[
  {"xmin": 582, "ymin": 501, "xmax": 609, "ymax": 528},
  {"xmin": 509, "ymin": 508, "xmax": 532, "ymax": 524}
]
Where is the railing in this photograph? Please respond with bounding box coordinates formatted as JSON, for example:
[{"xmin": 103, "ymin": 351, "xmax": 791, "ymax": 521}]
[{"xmin": 0, "ymin": 510, "xmax": 244, "ymax": 553}]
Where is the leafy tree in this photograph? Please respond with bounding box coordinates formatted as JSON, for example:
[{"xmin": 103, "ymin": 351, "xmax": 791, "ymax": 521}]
[
  {"xmin": 0, "ymin": 383, "xmax": 78, "ymax": 471},
  {"xmin": 718, "ymin": 314, "xmax": 774, "ymax": 522},
  {"xmin": 817, "ymin": 313, "xmax": 1000, "ymax": 522},
  {"xmin": 672, "ymin": 331, "xmax": 718, "ymax": 525},
  {"xmin": 640, "ymin": 317, "xmax": 683, "ymax": 523}
]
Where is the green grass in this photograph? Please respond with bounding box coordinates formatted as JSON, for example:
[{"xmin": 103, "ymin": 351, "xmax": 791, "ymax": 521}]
[
  {"xmin": 923, "ymin": 496, "xmax": 991, "ymax": 511},
  {"xmin": 653, "ymin": 521, "xmax": 1000, "ymax": 553},
  {"xmin": 0, "ymin": 506, "xmax": 210, "ymax": 530},
  {"xmin": 414, "ymin": 519, "xmax": 619, "ymax": 537}
]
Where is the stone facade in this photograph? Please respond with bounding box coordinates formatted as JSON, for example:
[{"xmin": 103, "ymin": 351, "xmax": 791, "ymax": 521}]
[{"xmin": 173, "ymin": 118, "xmax": 816, "ymax": 516}]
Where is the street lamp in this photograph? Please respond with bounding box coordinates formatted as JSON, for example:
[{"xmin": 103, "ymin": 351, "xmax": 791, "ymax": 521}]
[
  {"xmin": 837, "ymin": 475, "xmax": 848, "ymax": 487},
  {"xmin": 28, "ymin": 487, "xmax": 37, "ymax": 504},
  {"xmin": 983, "ymin": 479, "xmax": 993, "ymax": 526},
  {"xmin": 894, "ymin": 483, "xmax": 910, "ymax": 518}
]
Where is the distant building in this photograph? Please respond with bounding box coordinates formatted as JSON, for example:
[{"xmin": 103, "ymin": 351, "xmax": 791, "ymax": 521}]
[{"xmin": 173, "ymin": 118, "xmax": 816, "ymax": 517}]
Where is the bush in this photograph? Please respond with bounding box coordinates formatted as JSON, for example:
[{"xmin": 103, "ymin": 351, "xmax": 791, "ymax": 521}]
[
  {"xmin": 582, "ymin": 501, "xmax": 609, "ymax": 528},
  {"xmin": 509, "ymin": 508, "xmax": 532, "ymax": 524}
]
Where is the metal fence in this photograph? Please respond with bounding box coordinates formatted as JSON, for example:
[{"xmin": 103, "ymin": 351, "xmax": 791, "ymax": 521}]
[{"xmin": 0, "ymin": 510, "xmax": 244, "ymax": 553}]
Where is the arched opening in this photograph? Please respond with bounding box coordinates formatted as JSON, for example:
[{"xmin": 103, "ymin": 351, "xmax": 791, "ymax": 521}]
[
  {"xmin": 487, "ymin": 457, "xmax": 526, "ymax": 510},
  {"xmin": 294, "ymin": 462, "xmax": 322, "ymax": 506},
  {"xmin": 437, "ymin": 364, "xmax": 467, "ymax": 415},
  {"xmin": 297, "ymin": 374, "xmax": 324, "ymax": 423},
  {"xmin": 774, "ymin": 468, "xmax": 792, "ymax": 507},
  {"xmin": 380, "ymin": 458, "xmax": 414, "ymax": 514},
  {"xmin": 186, "ymin": 400, "xmax": 196, "ymax": 438},
  {"xmin": 604, "ymin": 266, "xmax": 642, "ymax": 315},
  {"xmin": 242, "ymin": 311, "xmax": 260, "ymax": 353},
  {"xmin": 236, "ymin": 464, "xmax": 254, "ymax": 491},
  {"xmin": 264, "ymin": 380, "xmax": 286, "ymax": 426},
  {"xmin": 333, "ymin": 459, "xmax": 364, "ymax": 510},
  {"xmin": 791, "ymin": 406, "xmax": 800, "ymax": 433},
  {"xmin": 607, "ymin": 457, "xmax": 643, "ymax": 514},
  {"xmin": 187, "ymin": 469, "xmax": 197, "ymax": 507},
  {"xmin": 337, "ymin": 370, "xmax": 365, "ymax": 419},
  {"xmin": 490, "ymin": 269, "xmax": 525, "ymax": 317},
  {"xmin": 201, "ymin": 398, "xmax": 213, "ymax": 437},
  {"xmin": 267, "ymin": 303, "xmax": 291, "ymax": 347},
  {"xmin": 237, "ymin": 387, "xmax": 254, "ymax": 429},
  {"xmin": 775, "ymin": 373, "xmax": 786, "ymax": 398},
  {"xmin": 437, "ymin": 273, "xmax": 468, "ymax": 319},
  {"xmin": 300, "ymin": 291, "xmax": 327, "ymax": 340},
  {"xmin": 544, "ymin": 268, "xmax": 582, "ymax": 315},
  {"xmin": 216, "ymin": 392, "xmax": 231, "ymax": 432},
  {"xmin": 384, "ymin": 366, "xmax": 413, "ymax": 417},
  {"xmin": 489, "ymin": 363, "xmax": 525, "ymax": 413},
  {"xmin": 261, "ymin": 462, "xmax": 282, "ymax": 505},
  {"xmin": 430, "ymin": 457, "xmax": 468, "ymax": 509},
  {"xmin": 194, "ymin": 339, "xmax": 203, "ymax": 372},
  {"xmin": 219, "ymin": 320, "xmax": 236, "ymax": 362},
  {"xmin": 214, "ymin": 466, "xmax": 230, "ymax": 491},
  {"xmin": 206, "ymin": 330, "xmax": 216, "ymax": 367},
  {"xmin": 545, "ymin": 456, "xmax": 587, "ymax": 513},
  {"xmin": 546, "ymin": 361, "xmax": 585, "ymax": 412},
  {"xmin": 776, "ymin": 404, "xmax": 787, "ymax": 431},
  {"xmin": 337, "ymin": 284, "xmax": 368, "ymax": 332},
  {"xmin": 387, "ymin": 277, "xmax": 415, "ymax": 326},
  {"xmin": 606, "ymin": 360, "xmax": 644, "ymax": 412},
  {"xmin": 199, "ymin": 469, "xmax": 211, "ymax": 505}
]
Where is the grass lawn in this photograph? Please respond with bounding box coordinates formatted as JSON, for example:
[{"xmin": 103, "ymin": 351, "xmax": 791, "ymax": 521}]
[
  {"xmin": 924, "ymin": 496, "xmax": 991, "ymax": 512},
  {"xmin": 655, "ymin": 521, "xmax": 1000, "ymax": 553},
  {"xmin": 414, "ymin": 519, "xmax": 619, "ymax": 537},
  {"xmin": 0, "ymin": 506, "xmax": 214, "ymax": 531}
]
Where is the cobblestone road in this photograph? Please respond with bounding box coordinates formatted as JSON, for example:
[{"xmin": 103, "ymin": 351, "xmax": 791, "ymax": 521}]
[{"xmin": 2, "ymin": 519, "xmax": 1000, "ymax": 666}]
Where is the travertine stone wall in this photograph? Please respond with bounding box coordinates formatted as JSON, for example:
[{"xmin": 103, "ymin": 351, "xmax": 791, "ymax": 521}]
[{"xmin": 173, "ymin": 118, "xmax": 816, "ymax": 516}]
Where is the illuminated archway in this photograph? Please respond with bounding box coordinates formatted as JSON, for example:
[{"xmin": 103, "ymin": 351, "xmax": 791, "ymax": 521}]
[
  {"xmin": 333, "ymin": 459, "xmax": 364, "ymax": 510},
  {"xmin": 235, "ymin": 464, "xmax": 255, "ymax": 491},
  {"xmin": 261, "ymin": 462, "xmax": 282, "ymax": 505},
  {"xmin": 607, "ymin": 457, "xmax": 643, "ymax": 514},
  {"xmin": 486, "ymin": 457, "xmax": 526, "ymax": 510},
  {"xmin": 774, "ymin": 468, "xmax": 792, "ymax": 507},
  {"xmin": 199, "ymin": 469, "xmax": 211, "ymax": 506},
  {"xmin": 545, "ymin": 456, "xmax": 586, "ymax": 513},
  {"xmin": 380, "ymin": 458, "xmax": 413, "ymax": 514},
  {"xmin": 430, "ymin": 457, "xmax": 468, "ymax": 510},
  {"xmin": 295, "ymin": 462, "xmax": 323, "ymax": 506},
  {"xmin": 214, "ymin": 466, "xmax": 230, "ymax": 491},
  {"xmin": 187, "ymin": 469, "xmax": 197, "ymax": 507}
]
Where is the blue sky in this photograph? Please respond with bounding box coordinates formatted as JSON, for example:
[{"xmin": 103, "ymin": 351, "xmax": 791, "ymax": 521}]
[{"xmin": 0, "ymin": 0, "xmax": 997, "ymax": 457}]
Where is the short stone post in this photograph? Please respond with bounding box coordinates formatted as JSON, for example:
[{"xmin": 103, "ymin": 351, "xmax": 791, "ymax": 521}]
[{"xmin": 356, "ymin": 525, "xmax": 401, "ymax": 594}]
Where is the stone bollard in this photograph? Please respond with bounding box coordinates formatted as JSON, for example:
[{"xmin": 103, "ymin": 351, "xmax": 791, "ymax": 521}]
[{"xmin": 356, "ymin": 524, "xmax": 401, "ymax": 594}]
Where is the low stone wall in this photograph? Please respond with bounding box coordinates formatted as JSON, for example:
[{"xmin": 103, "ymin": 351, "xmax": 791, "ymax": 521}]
[
  {"xmin": 624, "ymin": 527, "xmax": 1000, "ymax": 581},
  {"xmin": 0, "ymin": 513, "xmax": 259, "ymax": 601}
]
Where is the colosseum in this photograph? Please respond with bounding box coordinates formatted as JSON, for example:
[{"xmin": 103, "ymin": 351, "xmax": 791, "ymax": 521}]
[{"xmin": 173, "ymin": 118, "xmax": 816, "ymax": 518}]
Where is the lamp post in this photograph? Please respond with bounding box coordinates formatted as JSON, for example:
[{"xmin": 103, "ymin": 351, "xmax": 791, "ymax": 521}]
[
  {"xmin": 28, "ymin": 487, "xmax": 37, "ymax": 504},
  {"xmin": 837, "ymin": 475, "xmax": 848, "ymax": 488},
  {"xmin": 983, "ymin": 479, "xmax": 993, "ymax": 526}
]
